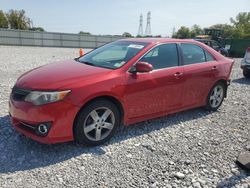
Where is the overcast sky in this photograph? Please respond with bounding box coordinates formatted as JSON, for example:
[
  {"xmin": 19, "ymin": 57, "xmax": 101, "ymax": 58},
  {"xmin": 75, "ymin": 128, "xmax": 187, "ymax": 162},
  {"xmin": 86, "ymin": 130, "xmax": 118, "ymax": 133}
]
[{"xmin": 1, "ymin": 0, "xmax": 249, "ymax": 36}]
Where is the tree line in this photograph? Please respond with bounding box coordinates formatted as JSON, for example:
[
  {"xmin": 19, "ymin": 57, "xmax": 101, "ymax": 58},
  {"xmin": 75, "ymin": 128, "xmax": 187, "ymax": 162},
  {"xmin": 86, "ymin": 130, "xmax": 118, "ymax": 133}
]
[
  {"xmin": 0, "ymin": 10, "xmax": 249, "ymax": 39},
  {"xmin": 173, "ymin": 12, "xmax": 250, "ymax": 39},
  {"xmin": 0, "ymin": 9, "xmax": 45, "ymax": 31}
]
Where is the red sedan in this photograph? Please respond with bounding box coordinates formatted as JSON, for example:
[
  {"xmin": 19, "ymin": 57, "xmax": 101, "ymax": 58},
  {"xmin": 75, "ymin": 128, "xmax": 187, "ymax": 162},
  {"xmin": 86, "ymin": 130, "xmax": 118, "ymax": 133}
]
[{"xmin": 9, "ymin": 38, "xmax": 234, "ymax": 145}]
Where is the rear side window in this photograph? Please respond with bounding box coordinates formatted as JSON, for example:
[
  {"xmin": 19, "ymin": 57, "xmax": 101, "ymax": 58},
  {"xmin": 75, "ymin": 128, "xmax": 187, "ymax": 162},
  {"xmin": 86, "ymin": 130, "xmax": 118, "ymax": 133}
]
[
  {"xmin": 181, "ymin": 43, "xmax": 206, "ymax": 65},
  {"xmin": 141, "ymin": 43, "xmax": 179, "ymax": 70},
  {"xmin": 204, "ymin": 51, "xmax": 215, "ymax": 62}
]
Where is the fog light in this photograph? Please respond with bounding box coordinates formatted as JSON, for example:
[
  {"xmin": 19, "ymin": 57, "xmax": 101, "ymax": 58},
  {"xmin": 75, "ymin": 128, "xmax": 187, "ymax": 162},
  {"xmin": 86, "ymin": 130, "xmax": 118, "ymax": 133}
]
[{"xmin": 36, "ymin": 123, "xmax": 51, "ymax": 136}]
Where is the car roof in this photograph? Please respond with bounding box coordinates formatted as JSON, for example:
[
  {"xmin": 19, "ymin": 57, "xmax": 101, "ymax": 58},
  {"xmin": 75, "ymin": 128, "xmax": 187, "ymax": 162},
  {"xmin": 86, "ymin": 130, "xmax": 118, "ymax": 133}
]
[{"xmin": 119, "ymin": 38, "xmax": 199, "ymax": 44}]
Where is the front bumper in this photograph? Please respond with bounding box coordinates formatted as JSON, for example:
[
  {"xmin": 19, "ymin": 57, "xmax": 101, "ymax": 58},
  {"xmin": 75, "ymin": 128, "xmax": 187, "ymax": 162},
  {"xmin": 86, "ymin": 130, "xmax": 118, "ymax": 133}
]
[{"xmin": 9, "ymin": 98, "xmax": 80, "ymax": 144}]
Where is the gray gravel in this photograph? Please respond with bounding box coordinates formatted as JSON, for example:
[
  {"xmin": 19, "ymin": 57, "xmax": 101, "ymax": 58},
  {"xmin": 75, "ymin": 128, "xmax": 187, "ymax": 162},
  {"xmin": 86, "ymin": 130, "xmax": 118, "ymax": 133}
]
[{"xmin": 0, "ymin": 45, "xmax": 249, "ymax": 188}]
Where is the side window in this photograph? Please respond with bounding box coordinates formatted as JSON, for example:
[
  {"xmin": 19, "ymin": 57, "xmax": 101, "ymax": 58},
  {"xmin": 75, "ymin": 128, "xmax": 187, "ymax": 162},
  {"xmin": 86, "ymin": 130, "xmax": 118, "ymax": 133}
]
[
  {"xmin": 140, "ymin": 44, "xmax": 179, "ymax": 70},
  {"xmin": 144, "ymin": 48, "xmax": 158, "ymax": 58},
  {"xmin": 204, "ymin": 50, "xmax": 215, "ymax": 62},
  {"xmin": 180, "ymin": 43, "xmax": 206, "ymax": 65}
]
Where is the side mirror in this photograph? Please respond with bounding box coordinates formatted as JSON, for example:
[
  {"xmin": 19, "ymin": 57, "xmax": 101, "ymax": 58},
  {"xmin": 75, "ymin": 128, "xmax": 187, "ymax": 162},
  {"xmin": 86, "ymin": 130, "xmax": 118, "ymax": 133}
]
[{"xmin": 130, "ymin": 61, "xmax": 153, "ymax": 73}]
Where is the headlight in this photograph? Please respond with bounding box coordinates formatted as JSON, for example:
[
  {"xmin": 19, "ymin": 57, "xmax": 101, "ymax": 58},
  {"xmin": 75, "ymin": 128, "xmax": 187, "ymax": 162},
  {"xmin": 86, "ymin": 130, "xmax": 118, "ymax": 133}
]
[{"xmin": 25, "ymin": 90, "xmax": 71, "ymax": 105}]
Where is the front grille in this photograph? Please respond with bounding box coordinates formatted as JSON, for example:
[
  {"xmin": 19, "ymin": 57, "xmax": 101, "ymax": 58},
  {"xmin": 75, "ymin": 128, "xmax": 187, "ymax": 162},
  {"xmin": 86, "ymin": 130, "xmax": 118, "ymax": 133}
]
[{"xmin": 11, "ymin": 87, "xmax": 30, "ymax": 101}]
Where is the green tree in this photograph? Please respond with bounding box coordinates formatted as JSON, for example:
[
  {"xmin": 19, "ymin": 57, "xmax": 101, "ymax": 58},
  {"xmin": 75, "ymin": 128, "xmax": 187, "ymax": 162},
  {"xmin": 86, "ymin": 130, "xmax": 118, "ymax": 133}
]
[
  {"xmin": 190, "ymin": 24, "xmax": 203, "ymax": 38},
  {"xmin": 0, "ymin": 10, "xmax": 8, "ymax": 28},
  {"xmin": 174, "ymin": 26, "xmax": 191, "ymax": 39},
  {"xmin": 230, "ymin": 12, "xmax": 250, "ymax": 39},
  {"xmin": 230, "ymin": 12, "xmax": 250, "ymax": 27},
  {"xmin": 79, "ymin": 31, "xmax": 91, "ymax": 35},
  {"xmin": 6, "ymin": 9, "xmax": 31, "ymax": 30},
  {"xmin": 29, "ymin": 27, "xmax": 45, "ymax": 32},
  {"xmin": 122, "ymin": 32, "xmax": 133, "ymax": 37},
  {"xmin": 154, "ymin": 35, "xmax": 162, "ymax": 38}
]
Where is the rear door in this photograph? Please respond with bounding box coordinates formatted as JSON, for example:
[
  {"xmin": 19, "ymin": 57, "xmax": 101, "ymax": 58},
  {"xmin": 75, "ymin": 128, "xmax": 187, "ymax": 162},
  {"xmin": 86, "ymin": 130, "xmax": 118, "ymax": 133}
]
[{"xmin": 180, "ymin": 43, "xmax": 219, "ymax": 107}]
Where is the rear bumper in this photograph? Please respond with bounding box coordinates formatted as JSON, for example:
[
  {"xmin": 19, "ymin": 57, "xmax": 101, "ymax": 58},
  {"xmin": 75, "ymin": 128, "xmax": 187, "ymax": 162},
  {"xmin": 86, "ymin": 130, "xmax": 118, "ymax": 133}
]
[{"xmin": 9, "ymin": 98, "xmax": 80, "ymax": 144}]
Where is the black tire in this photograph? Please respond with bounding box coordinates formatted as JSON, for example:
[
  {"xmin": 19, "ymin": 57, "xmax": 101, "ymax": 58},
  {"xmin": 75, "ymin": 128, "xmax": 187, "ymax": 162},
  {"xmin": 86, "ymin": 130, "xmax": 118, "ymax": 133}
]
[
  {"xmin": 74, "ymin": 100, "xmax": 120, "ymax": 146},
  {"xmin": 243, "ymin": 69, "xmax": 250, "ymax": 78},
  {"xmin": 205, "ymin": 82, "xmax": 226, "ymax": 111}
]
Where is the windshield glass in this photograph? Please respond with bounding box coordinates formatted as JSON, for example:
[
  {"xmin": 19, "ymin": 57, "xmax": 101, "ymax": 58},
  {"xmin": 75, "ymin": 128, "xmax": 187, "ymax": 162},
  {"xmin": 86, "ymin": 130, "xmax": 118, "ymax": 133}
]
[{"xmin": 78, "ymin": 41, "xmax": 149, "ymax": 69}]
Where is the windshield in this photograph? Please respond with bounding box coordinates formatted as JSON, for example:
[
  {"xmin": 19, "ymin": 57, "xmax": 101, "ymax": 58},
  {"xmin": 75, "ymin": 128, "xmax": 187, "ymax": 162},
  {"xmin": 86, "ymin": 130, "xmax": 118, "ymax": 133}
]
[{"xmin": 77, "ymin": 41, "xmax": 149, "ymax": 69}]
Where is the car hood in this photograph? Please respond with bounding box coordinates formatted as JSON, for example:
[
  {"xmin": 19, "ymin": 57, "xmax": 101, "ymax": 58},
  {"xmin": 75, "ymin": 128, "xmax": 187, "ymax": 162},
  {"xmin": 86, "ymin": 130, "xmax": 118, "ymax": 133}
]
[{"xmin": 16, "ymin": 60, "xmax": 113, "ymax": 90}]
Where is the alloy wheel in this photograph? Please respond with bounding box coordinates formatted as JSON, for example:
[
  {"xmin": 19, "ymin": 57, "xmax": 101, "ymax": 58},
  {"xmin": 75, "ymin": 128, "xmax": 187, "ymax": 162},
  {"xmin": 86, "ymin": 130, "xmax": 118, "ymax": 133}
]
[
  {"xmin": 83, "ymin": 107, "xmax": 115, "ymax": 141},
  {"xmin": 209, "ymin": 85, "xmax": 224, "ymax": 108}
]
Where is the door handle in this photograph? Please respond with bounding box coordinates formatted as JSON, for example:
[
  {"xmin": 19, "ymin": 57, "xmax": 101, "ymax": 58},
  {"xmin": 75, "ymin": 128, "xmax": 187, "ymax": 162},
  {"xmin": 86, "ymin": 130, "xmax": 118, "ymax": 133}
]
[
  {"xmin": 174, "ymin": 72, "xmax": 183, "ymax": 78},
  {"xmin": 211, "ymin": 66, "xmax": 217, "ymax": 70}
]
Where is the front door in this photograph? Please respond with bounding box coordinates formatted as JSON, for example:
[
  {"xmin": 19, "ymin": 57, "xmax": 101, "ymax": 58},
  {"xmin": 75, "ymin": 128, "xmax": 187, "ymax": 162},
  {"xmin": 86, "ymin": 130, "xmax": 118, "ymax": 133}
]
[{"xmin": 123, "ymin": 43, "xmax": 184, "ymax": 119}]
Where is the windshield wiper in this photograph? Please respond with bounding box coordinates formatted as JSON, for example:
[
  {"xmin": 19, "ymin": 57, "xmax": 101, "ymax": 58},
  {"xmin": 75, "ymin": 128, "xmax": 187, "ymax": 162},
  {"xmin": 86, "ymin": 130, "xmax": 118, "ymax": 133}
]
[
  {"xmin": 81, "ymin": 61, "xmax": 95, "ymax": 66},
  {"xmin": 75, "ymin": 59, "xmax": 114, "ymax": 69},
  {"xmin": 76, "ymin": 59, "xmax": 96, "ymax": 66}
]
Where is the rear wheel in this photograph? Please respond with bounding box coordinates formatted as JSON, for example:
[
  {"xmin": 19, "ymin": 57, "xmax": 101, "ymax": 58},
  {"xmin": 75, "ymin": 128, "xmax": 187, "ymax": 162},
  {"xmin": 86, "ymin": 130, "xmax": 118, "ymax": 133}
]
[
  {"xmin": 206, "ymin": 82, "xmax": 225, "ymax": 111},
  {"xmin": 243, "ymin": 69, "xmax": 250, "ymax": 78},
  {"xmin": 74, "ymin": 100, "xmax": 120, "ymax": 146}
]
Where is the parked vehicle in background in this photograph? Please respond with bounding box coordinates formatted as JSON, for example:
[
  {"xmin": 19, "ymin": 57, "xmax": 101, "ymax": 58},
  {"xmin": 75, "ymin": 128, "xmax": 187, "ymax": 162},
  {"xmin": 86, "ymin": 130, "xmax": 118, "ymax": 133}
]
[
  {"xmin": 241, "ymin": 47, "xmax": 250, "ymax": 78},
  {"xmin": 9, "ymin": 38, "xmax": 234, "ymax": 146},
  {"xmin": 195, "ymin": 39, "xmax": 229, "ymax": 57}
]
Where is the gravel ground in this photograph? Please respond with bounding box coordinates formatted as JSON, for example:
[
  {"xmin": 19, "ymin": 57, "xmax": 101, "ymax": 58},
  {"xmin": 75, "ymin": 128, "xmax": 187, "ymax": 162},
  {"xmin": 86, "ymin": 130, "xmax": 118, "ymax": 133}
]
[{"xmin": 0, "ymin": 45, "xmax": 249, "ymax": 188}]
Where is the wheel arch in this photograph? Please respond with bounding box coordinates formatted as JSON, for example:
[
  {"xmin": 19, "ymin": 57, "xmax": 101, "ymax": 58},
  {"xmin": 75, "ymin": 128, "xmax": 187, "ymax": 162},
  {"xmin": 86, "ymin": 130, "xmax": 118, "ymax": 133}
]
[
  {"xmin": 73, "ymin": 95, "xmax": 124, "ymax": 138},
  {"xmin": 218, "ymin": 79, "xmax": 228, "ymax": 96},
  {"xmin": 205, "ymin": 79, "xmax": 228, "ymax": 110},
  {"xmin": 212, "ymin": 79, "xmax": 228, "ymax": 98}
]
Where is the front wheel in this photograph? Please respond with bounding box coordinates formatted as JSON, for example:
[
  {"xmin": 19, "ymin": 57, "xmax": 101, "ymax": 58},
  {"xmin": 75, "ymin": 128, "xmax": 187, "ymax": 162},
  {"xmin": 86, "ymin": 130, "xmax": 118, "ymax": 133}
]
[
  {"xmin": 74, "ymin": 100, "xmax": 121, "ymax": 146},
  {"xmin": 206, "ymin": 82, "xmax": 226, "ymax": 111}
]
